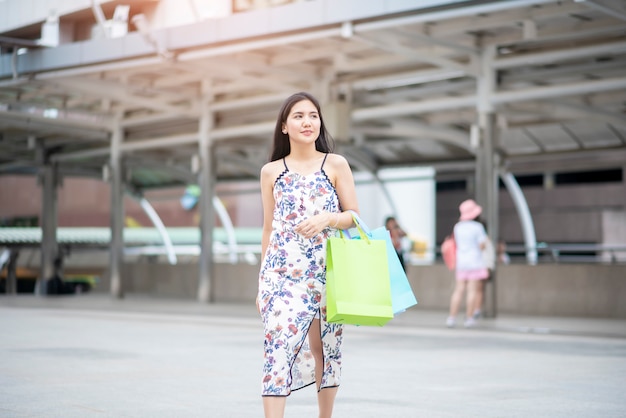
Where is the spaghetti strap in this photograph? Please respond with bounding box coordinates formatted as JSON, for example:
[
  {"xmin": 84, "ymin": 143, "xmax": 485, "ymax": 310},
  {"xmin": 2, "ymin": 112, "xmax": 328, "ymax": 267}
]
[
  {"xmin": 282, "ymin": 157, "xmax": 289, "ymax": 170},
  {"xmin": 320, "ymin": 153, "xmax": 329, "ymax": 170}
]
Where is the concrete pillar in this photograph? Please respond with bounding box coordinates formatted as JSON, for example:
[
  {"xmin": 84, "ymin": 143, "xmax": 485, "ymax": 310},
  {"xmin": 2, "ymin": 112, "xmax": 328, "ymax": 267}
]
[
  {"xmin": 476, "ymin": 44, "xmax": 499, "ymax": 318},
  {"xmin": 36, "ymin": 142, "xmax": 59, "ymax": 296},
  {"xmin": 475, "ymin": 113, "xmax": 499, "ymax": 318},
  {"xmin": 6, "ymin": 249, "xmax": 19, "ymax": 295},
  {"xmin": 197, "ymin": 84, "xmax": 215, "ymax": 303},
  {"xmin": 109, "ymin": 115, "xmax": 124, "ymax": 298}
]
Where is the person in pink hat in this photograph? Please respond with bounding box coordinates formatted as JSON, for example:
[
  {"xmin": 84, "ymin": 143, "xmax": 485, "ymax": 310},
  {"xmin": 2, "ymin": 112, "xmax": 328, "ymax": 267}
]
[{"xmin": 446, "ymin": 199, "xmax": 490, "ymax": 328}]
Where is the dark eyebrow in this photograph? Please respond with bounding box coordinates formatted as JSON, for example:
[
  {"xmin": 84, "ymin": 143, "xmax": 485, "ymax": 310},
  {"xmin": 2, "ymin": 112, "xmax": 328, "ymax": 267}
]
[{"xmin": 291, "ymin": 111, "xmax": 318, "ymax": 116}]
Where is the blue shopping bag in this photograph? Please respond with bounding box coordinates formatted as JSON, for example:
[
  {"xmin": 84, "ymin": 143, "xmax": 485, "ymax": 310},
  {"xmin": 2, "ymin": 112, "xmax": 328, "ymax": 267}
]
[{"xmin": 345, "ymin": 211, "xmax": 418, "ymax": 314}]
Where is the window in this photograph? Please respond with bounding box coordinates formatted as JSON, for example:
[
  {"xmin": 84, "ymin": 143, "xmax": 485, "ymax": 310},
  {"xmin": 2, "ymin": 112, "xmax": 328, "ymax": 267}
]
[
  {"xmin": 555, "ymin": 169, "xmax": 622, "ymax": 185},
  {"xmin": 436, "ymin": 180, "xmax": 466, "ymax": 192}
]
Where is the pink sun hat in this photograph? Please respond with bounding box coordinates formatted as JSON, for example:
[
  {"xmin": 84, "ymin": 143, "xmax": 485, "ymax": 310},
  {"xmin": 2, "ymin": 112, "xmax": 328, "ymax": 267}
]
[{"xmin": 459, "ymin": 199, "xmax": 482, "ymax": 221}]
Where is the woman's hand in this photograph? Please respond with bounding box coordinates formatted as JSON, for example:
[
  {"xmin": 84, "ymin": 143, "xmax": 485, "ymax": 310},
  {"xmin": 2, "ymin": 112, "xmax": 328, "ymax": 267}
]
[{"xmin": 294, "ymin": 212, "xmax": 334, "ymax": 239}]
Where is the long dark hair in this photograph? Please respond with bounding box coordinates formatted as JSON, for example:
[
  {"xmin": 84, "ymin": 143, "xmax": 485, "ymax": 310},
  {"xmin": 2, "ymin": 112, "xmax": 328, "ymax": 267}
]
[{"xmin": 269, "ymin": 92, "xmax": 335, "ymax": 162}]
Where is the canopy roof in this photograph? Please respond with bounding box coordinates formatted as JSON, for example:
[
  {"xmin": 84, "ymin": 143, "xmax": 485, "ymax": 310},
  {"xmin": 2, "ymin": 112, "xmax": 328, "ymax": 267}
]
[{"xmin": 1, "ymin": 0, "xmax": 625, "ymax": 189}]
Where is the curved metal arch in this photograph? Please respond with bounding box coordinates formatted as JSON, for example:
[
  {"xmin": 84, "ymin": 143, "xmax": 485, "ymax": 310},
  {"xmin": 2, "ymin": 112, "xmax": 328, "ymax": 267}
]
[
  {"xmin": 500, "ymin": 171, "xmax": 538, "ymax": 265},
  {"xmin": 129, "ymin": 194, "xmax": 239, "ymax": 265}
]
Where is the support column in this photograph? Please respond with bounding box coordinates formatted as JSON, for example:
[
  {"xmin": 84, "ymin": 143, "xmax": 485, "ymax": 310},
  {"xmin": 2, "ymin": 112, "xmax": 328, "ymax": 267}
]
[
  {"xmin": 197, "ymin": 85, "xmax": 215, "ymax": 303},
  {"xmin": 6, "ymin": 250, "xmax": 19, "ymax": 295},
  {"xmin": 475, "ymin": 114, "xmax": 498, "ymax": 233},
  {"xmin": 36, "ymin": 141, "xmax": 59, "ymax": 296},
  {"xmin": 475, "ymin": 44, "xmax": 499, "ymax": 318},
  {"xmin": 109, "ymin": 115, "xmax": 124, "ymax": 298}
]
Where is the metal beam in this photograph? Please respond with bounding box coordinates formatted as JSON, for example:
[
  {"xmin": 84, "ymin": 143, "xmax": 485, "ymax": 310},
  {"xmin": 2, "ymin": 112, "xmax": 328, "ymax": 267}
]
[
  {"xmin": 356, "ymin": 0, "xmax": 558, "ymax": 34},
  {"xmin": 209, "ymin": 93, "xmax": 286, "ymax": 112},
  {"xmin": 0, "ymin": 35, "xmax": 41, "ymax": 48},
  {"xmin": 355, "ymin": 120, "xmax": 472, "ymax": 152},
  {"xmin": 353, "ymin": 76, "xmax": 626, "ymax": 120},
  {"xmin": 213, "ymin": 152, "xmax": 263, "ymax": 178},
  {"xmin": 354, "ymin": 95, "xmax": 476, "ymax": 121},
  {"xmin": 353, "ymin": 33, "xmax": 474, "ymax": 75},
  {"xmin": 504, "ymin": 100, "xmax": 626, "ymax": 127},
  {"xmin": 575, "ymin": 0, "xmax": 626, "ymax": 22},
  {"xmin": 0, "ymin": 108, "xmax": 111, "ymax": 134},
  {"xmin": 393, "ymin": 28, "xmax": 479, "ymax": 55},
  {"xmin": 431, "ymin": 1, "xmax": 589, "ymax": 38},
  {"xmin": 492, "ymin": 77, "xmax": 626, "ymax": 104},
  {"xmin": 351, "ymin": 69, "xmax": 466, "ymax": 91},
  {"xmin": 494, "ymin": 41, "xmax": 626, "ymax": 69},
  {"xmin": 51, "ymin": 121, "xmax": 279, "ymax": 161},
  {"xmin": 50, "ymin": 78, "xmax": 196, "ymax": 116}
]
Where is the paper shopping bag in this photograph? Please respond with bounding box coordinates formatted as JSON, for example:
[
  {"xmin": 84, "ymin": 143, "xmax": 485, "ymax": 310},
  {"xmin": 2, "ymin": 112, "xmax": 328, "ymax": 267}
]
[
  {"xmin": 344, "ymin": 211, "xmax": 418, "ymax": 314},
  {"xmin": 370, "ymin": 227, "xmax": 418, "ymax": 314},
  {"xmin": 326, "ymin": 230, "xmax": 393, "ymax": 327}
]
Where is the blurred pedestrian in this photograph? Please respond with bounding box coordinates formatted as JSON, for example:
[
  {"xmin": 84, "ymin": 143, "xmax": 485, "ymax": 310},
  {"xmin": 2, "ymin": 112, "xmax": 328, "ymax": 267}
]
[
  {"xmin": 446, "ymin": 199, "xmax": 490, "ymax": 328},
  {"xmin": 46, "ymin": 256, "xmax": 73, "ymax": 295},
  {"xmin": 497, "ymin": 240, "xmax": 510, "ymax": 265},
  {"xmin": 385, "ymin": 216, "xmax": 407, "ymax": 272}
]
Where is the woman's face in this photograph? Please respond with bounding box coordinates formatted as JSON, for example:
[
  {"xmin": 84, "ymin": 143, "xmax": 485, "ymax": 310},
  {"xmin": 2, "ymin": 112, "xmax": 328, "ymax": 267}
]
[{"xmin": 282, "ymin": 99, "xmax": 321, "ymax": 146}]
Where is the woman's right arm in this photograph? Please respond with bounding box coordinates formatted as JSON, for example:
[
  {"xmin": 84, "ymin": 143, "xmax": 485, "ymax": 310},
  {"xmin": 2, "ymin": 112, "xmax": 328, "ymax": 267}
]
[
  {"xmin": 257, "ymin": 163, "xmax": 276, "ymax": 313},
  {"xmin": 260, "ymin": 163, "xmax": 276, "ymax": 258}
]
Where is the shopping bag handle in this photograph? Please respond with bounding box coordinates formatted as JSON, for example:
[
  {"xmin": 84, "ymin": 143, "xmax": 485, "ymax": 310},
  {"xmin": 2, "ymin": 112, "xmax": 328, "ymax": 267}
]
[
  {"xmin": 340, "ymin": 210, "xmax": 371, "ymax": 242},
  {"xmin": 346, "ymin": 210, "xmax": 372, "ymax": 235}
]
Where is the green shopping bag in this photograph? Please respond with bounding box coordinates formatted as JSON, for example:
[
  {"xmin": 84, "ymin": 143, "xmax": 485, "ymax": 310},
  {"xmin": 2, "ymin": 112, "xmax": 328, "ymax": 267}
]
[
  {"xmin": 326, "ymin": 224, "xmax": 393, "ymax": 327},
  {"xmin": 344, "ymin": 211, "xmax": 418, "ymax": 314}
]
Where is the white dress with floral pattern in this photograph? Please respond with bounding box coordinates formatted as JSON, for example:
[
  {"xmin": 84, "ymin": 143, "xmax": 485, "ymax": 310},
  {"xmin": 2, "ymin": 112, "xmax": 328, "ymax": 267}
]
[{"xmin": 258, "ymin": 154, "xmax": 343, "ymax": 396}]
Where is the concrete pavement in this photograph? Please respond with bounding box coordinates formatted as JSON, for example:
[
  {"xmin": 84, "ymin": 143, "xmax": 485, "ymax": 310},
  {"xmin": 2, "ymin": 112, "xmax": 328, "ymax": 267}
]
[{"xmin": 1, "ymin": 294, "xmax": 625, "ymax": 417}]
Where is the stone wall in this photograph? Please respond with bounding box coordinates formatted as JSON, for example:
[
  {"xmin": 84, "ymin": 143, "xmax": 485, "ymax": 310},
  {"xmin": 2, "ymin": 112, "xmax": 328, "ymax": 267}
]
[{"xmin": 96, "ymin": 262, "xmax": 626, "ymax": 319}]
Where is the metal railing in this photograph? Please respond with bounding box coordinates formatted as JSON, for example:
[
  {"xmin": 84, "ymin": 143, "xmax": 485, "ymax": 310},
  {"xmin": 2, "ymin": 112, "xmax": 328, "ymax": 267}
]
[{"xmin": 503, "ymin": 243, "xmax": 626, "ymax": 264}]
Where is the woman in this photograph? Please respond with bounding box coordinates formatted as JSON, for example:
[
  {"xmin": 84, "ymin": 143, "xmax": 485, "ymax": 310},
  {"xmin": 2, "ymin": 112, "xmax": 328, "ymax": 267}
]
[
  {"xmin": 257, "ymin": 92, "xmax": 359, "ymax": 418},
  {"xmin": 446, "ymin": 199, "xmax": 489, "ymax": 328},
  {"xmin": 385, "ymin": 216, "xmax": 407, "ymax": 272}
]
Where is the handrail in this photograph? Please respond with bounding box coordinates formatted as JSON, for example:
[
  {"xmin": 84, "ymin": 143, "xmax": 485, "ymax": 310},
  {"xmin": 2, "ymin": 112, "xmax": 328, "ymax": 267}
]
[
  {"xmin": 428, "ymin": 242, "xmax": 626, "ymax": 265},
  {"xmin": 505, "ymin": 243, "xmax": 626, "ymax": 264}
]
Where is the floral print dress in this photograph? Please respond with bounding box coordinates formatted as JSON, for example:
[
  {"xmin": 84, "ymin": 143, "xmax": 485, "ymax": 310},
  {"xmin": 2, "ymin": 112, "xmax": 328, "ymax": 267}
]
[{"xmin": 258, "ymin": 154, "xmax": 344, "ymax": 396}]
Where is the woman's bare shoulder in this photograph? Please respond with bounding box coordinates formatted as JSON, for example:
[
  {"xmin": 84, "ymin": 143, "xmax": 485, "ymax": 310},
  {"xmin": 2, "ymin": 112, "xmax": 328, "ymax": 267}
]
[
  {"xmin": 325, "ymin": 153, "xmax": 350, "ymax": 169},
  {"xmin": 326, "ymin": 153, "xmax": 353, "ymax": 177},
  {"xmin": 260, "ymin": 160, "xmax": 285, "ymax": 181}
]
